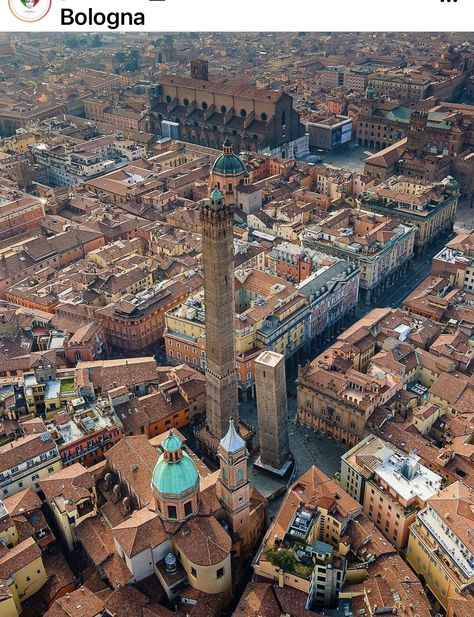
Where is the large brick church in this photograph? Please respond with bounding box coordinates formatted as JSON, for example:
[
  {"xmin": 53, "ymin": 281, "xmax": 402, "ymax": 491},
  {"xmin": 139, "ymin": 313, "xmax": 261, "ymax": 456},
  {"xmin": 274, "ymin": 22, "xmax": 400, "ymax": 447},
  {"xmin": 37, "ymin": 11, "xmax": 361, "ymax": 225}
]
[{"xmin": 150, "ymin": 60, "xmax": 308, "ymax": 159}]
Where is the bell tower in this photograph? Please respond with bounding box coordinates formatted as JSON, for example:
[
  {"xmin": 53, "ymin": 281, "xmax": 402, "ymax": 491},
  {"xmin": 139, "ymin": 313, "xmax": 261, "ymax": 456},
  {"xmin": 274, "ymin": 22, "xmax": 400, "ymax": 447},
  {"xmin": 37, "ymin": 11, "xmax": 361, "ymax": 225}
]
[{"xmin": 216, "ymin": 420, "xmax": 250, "ymax": 544}]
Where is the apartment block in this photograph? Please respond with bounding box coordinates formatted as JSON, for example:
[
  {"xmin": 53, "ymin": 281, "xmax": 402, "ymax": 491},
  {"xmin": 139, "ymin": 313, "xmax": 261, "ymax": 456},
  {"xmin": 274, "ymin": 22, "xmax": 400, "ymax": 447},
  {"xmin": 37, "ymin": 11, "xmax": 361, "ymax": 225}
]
[
  {"xmin": 0, "ymin": 419, "xmax": 62, "ymax": 499},
  {"xmin": 40, "ymin": 463, "xmax": 97, "ymax": 552},
  {"xmin": 364, "ymin": 451, "xmax": 442, "ymax": 549},
  {"xmin": 253, "ymin": 467, "xmax": 361, "ymax": 610},
  {"xmin": 165, "ymin": 270, "xmax": 308, "ymax": 399},
  {"xmin": 431, "ymin": 232, "xmax": 474, "ymax": 293},
  {"xmin": 302, "ymin": 208, "xmax": 416, "ymax": 302},
  {"xmin": 358, "ymin": 175, "xmax": 459, "ymax": 257},
  {"xmin": 407, "ymin": 482, "xmax": 474, "ymax": 613}
]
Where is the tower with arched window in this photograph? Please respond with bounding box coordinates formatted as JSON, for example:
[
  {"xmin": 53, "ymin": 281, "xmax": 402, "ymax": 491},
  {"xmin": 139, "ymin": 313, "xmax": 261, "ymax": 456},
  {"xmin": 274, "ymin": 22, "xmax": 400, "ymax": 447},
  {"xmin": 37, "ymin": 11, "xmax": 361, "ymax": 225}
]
[{"xmin": 216, "ymin": 419, "xmax": 251, "ymax": 552}]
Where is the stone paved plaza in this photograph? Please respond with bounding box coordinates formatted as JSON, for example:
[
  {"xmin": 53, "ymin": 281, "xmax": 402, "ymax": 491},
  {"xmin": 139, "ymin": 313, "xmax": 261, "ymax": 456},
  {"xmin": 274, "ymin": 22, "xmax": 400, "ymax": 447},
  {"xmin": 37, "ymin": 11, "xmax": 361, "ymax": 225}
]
[{"xmin": 240, "ymin": 392, "xmax": 349, "ymax": 514}]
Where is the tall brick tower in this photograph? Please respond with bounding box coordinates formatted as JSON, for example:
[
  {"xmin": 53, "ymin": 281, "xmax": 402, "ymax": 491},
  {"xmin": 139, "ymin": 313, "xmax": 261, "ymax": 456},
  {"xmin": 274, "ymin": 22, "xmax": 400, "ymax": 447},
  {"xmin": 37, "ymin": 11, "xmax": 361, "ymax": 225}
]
[
  {"xmin": 254, "ymin": 350, "xmax": 290, "ymax": 474},
  {"xmin": 201, "ymin": 187, "xmax": 239, "ymax": 439}
]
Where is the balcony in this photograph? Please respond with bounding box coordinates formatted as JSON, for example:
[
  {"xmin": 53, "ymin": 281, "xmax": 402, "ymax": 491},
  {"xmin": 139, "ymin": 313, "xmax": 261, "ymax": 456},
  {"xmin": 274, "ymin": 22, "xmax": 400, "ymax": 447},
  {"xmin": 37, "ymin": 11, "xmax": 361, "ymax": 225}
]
[{"xmin": 0, "ymin": 452, "xmax": 59, "ymax": 487}]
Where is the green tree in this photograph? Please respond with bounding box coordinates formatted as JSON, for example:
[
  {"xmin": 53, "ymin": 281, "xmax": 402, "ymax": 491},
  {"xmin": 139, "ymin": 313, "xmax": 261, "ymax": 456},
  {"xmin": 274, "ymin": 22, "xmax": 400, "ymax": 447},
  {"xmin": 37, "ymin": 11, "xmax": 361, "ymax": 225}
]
[{"xmin": 268, "ymin": 549, "xmax": 296, "ymax": 572}]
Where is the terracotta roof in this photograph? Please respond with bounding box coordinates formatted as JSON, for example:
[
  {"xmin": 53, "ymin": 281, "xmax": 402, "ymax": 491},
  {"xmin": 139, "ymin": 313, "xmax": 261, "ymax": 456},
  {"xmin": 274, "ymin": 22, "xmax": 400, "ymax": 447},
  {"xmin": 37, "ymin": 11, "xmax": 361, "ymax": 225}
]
[
  {"xmin": 3, "ymin": 487, "xmax": 41, "ymax": 516},
  {"xmin": 429, "ymin": 372, "xmax": 471, "ymax": 405},
  {"xmin": 102, "ymin": 552, "xmax": 132, "ymax": 588},
  {"xmin": 232, "ymin": 582, "xmax": 281, "ymax": 617},
  {"xmin": 40, "ymin": 463, "xmax": 95, "ymax": 513},
  {"xmin": 105, "ymin": 435, "xmax": 157, "ymax": 508},
  {"xmin": 0, "ymin": 537, "xmax": 41, "ymax": 579},
  {"xmin": 39, "ymin": 551, "xmax": 75, "ymax": 608},
  {"xmin": 0, "ymin": 431, "xmax": 57, "ymax": 472},
  {"xmin": 104, "ymin": 585, "xmax": 150, "ymax": 617},
  {"xmin": 44, "ymin": 586, "xmax": 105, "ymax": 617},
  {"xmin": 75, "ymin": 357, "xmax": 158, "ymax": 393},
  {"xmin": 364, "ymin": 138, "xmax": 408, "ymax": 168},
  {"xmin": 429, "ymin": 481, "xmax": 474, "ymax": 552},
  {"xmin": 75, "ymin": 515, "xmax": 114, "ymax": 566},
  {"xmin": 268, "ymin": 466, "xmax": 361, "ymax": 549},
  {"xmin": 174, "ymin": 515, "xmax": 231, "ymax": 567},
  {"xmin": 112, "ymin": 507, "xmax": 166, "ymax": 558},
  {"xmin": 346, "ymin": 553, "xmax": 431, "ymax": 617},
  {"xmin": 159, "ymin": 74, "xmax": 284, "ymax": 103}
]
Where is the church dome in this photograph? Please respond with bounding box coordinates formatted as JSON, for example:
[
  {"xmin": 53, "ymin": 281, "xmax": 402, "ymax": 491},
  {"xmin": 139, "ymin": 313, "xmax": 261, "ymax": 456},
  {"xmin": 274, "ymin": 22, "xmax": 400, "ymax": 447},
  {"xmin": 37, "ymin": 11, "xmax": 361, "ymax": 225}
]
[
  {"xmin": 152, "ymin": 432, "xmax": 199, "ymax": 497},
  {"xmin": 212, "ymin": 140, "xmax": 246, "ymax": 177}
]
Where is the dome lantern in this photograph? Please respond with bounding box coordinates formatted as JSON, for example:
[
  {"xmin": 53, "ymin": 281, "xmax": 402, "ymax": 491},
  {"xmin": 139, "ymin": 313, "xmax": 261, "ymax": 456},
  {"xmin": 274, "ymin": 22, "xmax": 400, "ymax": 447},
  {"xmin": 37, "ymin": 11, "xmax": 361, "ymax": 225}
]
[{"xmin": 151, "ymin": 430, "xmax": 200, "ymax": 521}]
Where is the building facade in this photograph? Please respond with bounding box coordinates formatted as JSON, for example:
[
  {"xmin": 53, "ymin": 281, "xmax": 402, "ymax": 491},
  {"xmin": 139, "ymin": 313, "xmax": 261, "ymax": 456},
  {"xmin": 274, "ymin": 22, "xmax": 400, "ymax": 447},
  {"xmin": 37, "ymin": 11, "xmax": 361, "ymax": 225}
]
[
  {"xmin": 358, "ymin": 175, "xmax": 459, "ymax": 257},
  {"xmin": 0, "ymin": 427, "xmax": 62, "ymax": 499},
  {"xmin": 407, "ymin": 482, "xmax": 474, "ymax": 613},
  {"xmin": 363, "ymin": 452, "xmax": 442, "ymax": 549},
  {"xmin": 302, "ymin": 208, "xmax": 416, "ymax": 302}
]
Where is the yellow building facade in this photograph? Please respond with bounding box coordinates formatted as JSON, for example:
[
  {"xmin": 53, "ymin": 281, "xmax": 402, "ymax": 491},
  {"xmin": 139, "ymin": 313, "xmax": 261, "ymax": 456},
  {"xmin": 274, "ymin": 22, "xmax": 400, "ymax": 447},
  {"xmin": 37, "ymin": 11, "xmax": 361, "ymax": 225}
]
[
  {"xmin": 406, "ymin": 482, "xmax": 474, "ymax": 613},
  {"xmin": 0, "ymin": 538, "xmax": 47, "ymax": 616}
]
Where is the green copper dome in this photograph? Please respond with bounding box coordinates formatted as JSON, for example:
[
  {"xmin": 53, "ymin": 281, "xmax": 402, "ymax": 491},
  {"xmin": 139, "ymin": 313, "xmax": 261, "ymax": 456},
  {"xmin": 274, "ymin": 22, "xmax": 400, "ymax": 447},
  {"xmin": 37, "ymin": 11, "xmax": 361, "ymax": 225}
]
[
  {"xmin": 212, "ymin": 140, "xmax": 246, "ymax": 177},
  {"xmin": 212, "ymin": 154, "xmax": 246, "ymax": 176},
  {"xmin": 152, "ymin": 433, "xmax": 199, "ymax": 497}
]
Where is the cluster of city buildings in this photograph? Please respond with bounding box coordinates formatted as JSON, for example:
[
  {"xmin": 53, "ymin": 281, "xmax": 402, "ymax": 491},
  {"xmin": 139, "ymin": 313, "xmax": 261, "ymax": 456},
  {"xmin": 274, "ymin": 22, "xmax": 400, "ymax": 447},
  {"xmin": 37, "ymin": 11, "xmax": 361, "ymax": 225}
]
[{"xmin": 0, "ymin": 31, "xmax": 472, "ymax": 617}]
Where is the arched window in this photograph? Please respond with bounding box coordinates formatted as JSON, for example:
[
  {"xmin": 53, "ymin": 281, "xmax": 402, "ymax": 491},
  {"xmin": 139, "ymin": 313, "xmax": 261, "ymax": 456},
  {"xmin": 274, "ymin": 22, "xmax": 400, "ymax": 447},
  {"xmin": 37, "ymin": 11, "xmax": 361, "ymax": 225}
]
[
  {"xmin": 236, "ymin": 468, "xmax": 244, "ymax": 482},
  {"xmin": 281, "ymin": 110, "xmax": 286, "ymax": 126},
  {"xmin": 240, "ymin": 109, "xmax": 247, "ymax": 118},
  {"xmin": 202, "ymin": 101, "xmax": 208, "ymax": 110},
  {"xmin": 261, "ymin": 112, "xmax": 267, "ymax": 121},
  {"xmin": 166, "ymin": 95, "xmax": 171, "ymax": 103},
  {"xmin": 221, "ymin": 105, "xmax": 227, "ymax": 114}
]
